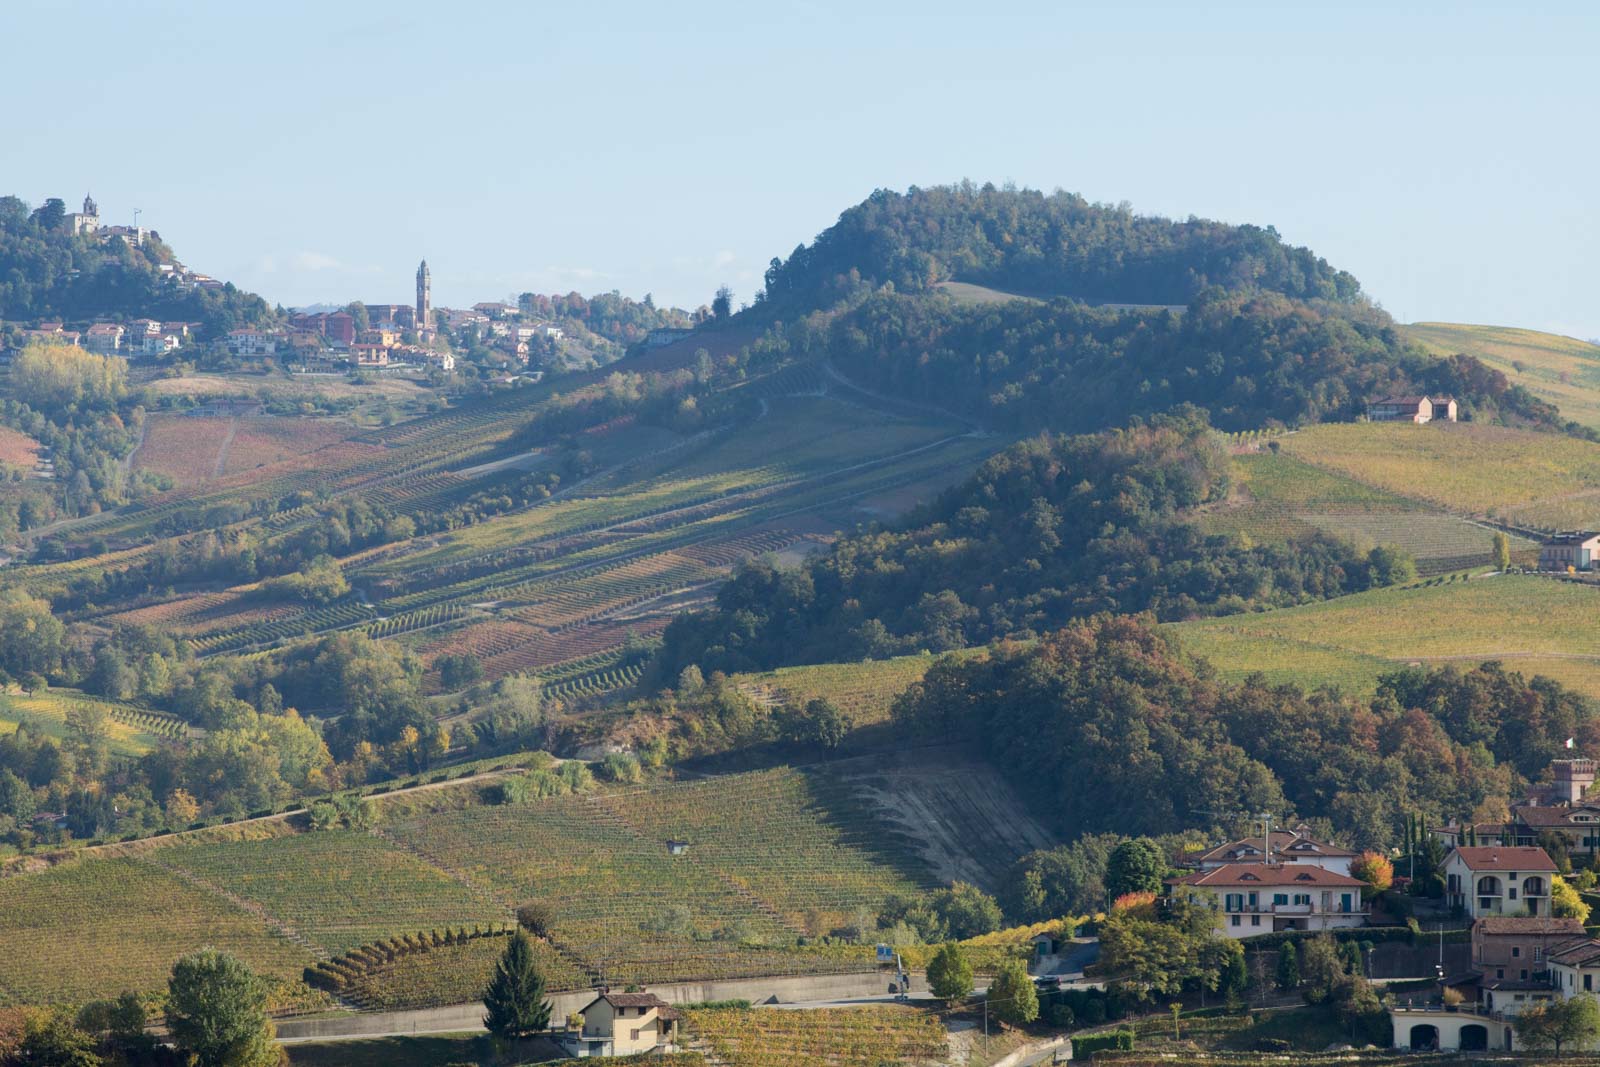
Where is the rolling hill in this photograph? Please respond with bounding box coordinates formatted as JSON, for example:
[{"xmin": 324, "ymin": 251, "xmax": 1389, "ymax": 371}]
[
  {"xmin": 1167, "ymin": 573, "xmax": 1600, "ymax": 702},
  {"xmin": 1406, "ymin": 321, "xmax": 1600, "ymax": 429}
]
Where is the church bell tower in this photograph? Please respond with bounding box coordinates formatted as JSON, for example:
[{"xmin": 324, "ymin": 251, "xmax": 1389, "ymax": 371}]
[{"xmin": 416, "ymin": 259, "xmax": 432, "ymax": 337}]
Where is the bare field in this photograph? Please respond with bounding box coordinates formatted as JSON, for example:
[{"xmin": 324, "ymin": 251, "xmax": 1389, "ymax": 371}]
[
  {"xmin": 135, "ymin": 414, "xmax": 354, "ymax": 488},
  {"xmin": 0, "ymin": 425, "xmax": 43, "ymax": 469}
]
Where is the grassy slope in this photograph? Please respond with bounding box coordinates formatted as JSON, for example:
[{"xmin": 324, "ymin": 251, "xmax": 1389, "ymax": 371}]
[
  {"xmin": 1168, "ymin": 574, "xmax": 1600, "ymax": 699},
  {"xmin": 1277, "ymin": 422, "xmax": 1600, "ymax": 531},
  {"xmin": 731, "ymin": 648, "xmax": 988, "ymax": 727},
  {"xmin": 1406, "ymin": 321, "xmax": 1600, "ymax": 429}
]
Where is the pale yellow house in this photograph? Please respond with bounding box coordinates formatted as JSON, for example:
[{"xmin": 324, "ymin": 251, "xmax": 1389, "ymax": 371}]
[{"xmin": 560, "ymin": 991, "xmax": 679, "ymax": 1058}]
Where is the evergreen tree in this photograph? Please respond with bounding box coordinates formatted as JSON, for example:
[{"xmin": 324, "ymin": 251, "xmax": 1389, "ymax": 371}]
[
  {"xmin": 1276, "ymin": 942, "xmax": 1300, "ymax": 991},
  {"xmin": 927, "ymin": 942, "xmax": 974, "ymax": 1002},
  {"xmin": 482, "ymin": 930, "xmax": 552, "ymax": 1037}
]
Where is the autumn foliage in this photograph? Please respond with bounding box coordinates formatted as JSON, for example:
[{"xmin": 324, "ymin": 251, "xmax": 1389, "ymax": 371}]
[{"xmin": 1351, "ymin": 850, "xmax": 1394, "ymax": 894}]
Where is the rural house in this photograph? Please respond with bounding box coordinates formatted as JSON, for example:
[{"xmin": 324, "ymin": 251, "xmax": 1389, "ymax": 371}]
[
  {"xmin": 1540, "ymin": 532, "xmax": 1600, "ymax": 572},
  {"xmin": 1471, "ymin": 916, "xmax": 1588, "ymax": 984},
  {"xmin": 560, "ymin": 991, "xmax": 679, "ymax": 1058},
  {"xmin": 1442, "ymin": 847, "xmax": 1556, "ymax": 920},
  {"xmin": 1168, "ymin": 863, "xmax": 1366, "ymax": 938},
  {"xmin": 1392, "ymin": 916, "xmax": 1594, "ymax": 1053},
  {"xmin": 1366, "ymin": 395, "xmax": 1458, "ymax": 423},
  {"xmin": 1184, "ymin": 828, "xmax": 1356, "ymax": 876},
  {"xmin": 84, "ymin": 322, "xmax": 125, "ymax": 353}
]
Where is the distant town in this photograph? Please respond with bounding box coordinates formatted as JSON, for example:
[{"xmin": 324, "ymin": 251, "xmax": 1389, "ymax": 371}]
[{"xmin": 0, "ymin": 194, "xmax": 702, "ymax": 387}]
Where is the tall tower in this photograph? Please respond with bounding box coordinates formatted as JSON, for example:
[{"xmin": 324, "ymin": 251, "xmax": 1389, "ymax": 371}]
[{"xmin": 415, "ymin": 260, "xmax": 432, "ymax": 337}]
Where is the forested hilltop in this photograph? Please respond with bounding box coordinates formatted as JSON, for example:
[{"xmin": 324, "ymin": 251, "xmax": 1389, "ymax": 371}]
[
  {"xmin": 757, "ymin": 182, "xmax": 1361, "ymax": 308},
  {"xmin": 0, "ymin": 195, "xmax": 273, "ymax": 332}
]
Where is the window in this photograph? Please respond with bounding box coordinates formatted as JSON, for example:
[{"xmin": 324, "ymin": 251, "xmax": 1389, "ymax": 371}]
[
  {"xmin": 1509, "ymin": 887, "xmax": 1518, "ymax": 901},
  {"xmin": 1587, "ymin": 974, "xmax": 1593, "ymax": 992},
  {"xmin": 1536, "ymin": 947, "xmax": 1544, "ymax": 962},
  {"xmin": 1273, "ymin": 893, "xmax": 1288, "ymax": 905},
  {"xmin": 1497, "ymin": 969, "xmax": 1504, "ymax": 979},
  {"xmin": 1513, "ymin": 947, "xmax": 1521, "ymax": 958},
  {"xmin": 1522, "ymin": 969, "xmax": 1529, "ymax": 980},
  {"xmin": 1251, "ymin": 915, "xmax": 1260, "ymax": 926},
  {"xmin": 1231, "ymin": 915, "xmax": 1240, "ymax": 927},
  {"xmin": 631, "ymin": 1029, "xmax": 640, "ymax": 1040}
]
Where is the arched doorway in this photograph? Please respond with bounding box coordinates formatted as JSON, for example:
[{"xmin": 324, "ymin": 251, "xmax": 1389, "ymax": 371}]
[
  {"xmin": 1460, "ymin": 1024, "xmax": 1489, "ymax": 1051},
  {"xmin": 1409, "ymin": 1024, "xmax": 1440, "ymax": 1051}
]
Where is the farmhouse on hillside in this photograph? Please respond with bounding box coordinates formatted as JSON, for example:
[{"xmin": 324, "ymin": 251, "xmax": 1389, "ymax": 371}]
[
  {"xmin": 559, "ymin": 991, "xmax": 679, "ymax": 1058},
  {"xmin": 1540, "ymin": 532, "xmax": 1600, "ymax": 572},
  {"xmin": 1442, "ymin": 846, "xmax": 1557, "ymax": 920},
  {"xmin": 1168, "ymin": 863, "xmax": 1366, "ymax": 938},
  {"xmin": 1366, "ymin": 394, "xmax": 1458, "ymax": 423}
]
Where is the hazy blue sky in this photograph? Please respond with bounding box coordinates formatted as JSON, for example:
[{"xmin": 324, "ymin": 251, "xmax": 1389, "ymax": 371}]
[{"xmin": 5, "ymin": 1, "xmax": 1596, "ymax": 337}]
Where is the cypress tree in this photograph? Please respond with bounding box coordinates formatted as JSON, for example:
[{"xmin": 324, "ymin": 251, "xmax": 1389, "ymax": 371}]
[
  {"xmin": 1276, "ymin": 942, "xmax": 1300, "ymax": 991},
  {"xmin": 483, "ymin": 929, "xmax": 552, "ymax": 1037}
]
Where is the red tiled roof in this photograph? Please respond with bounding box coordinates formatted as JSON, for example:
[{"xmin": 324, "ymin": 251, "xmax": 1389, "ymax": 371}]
[
  {"xmin": 1196, "ymin": 833, "xmax": 1354, "ymax": 863},
  {"xmin": 1549, "ymin": 939, "xmax": 1600, "ymax": 968},
  {"xmin": 1172, "ymin": 863, "xmax": 1364, "ymax": 888},
  {"xmin": 1450, "ymin": 846, "xmax": 1556, "ymax": 872},
  {"xmin": 1513, "ymin": 804, "xmax": 1600, "ymax": 828}
]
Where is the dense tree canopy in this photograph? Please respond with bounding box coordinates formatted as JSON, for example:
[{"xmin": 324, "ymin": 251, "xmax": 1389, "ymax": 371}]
[
  {"xmin": 759, "ymin": 183, "xmax": 1361, "ymax": 309},
  {"xmin": 0, "ymin": 195, "xmax": 272, "ymax": 331},
  {"xmin": 891, "ymin": 615, "xmax": 1586, "ymax": 850}
]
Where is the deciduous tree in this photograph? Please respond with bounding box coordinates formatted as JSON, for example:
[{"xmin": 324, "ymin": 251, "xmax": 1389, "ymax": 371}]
[
  {"xmin": 987, "ymin": 958, "xmax": 1039, "ymax": 1025},
  {"xmin": 166, "ymin": 949, "xmax": 279, "ymax": 1067},
  {"xmin": 927, "ymin": 942, "xmax": 974, "ymax": 1002}
]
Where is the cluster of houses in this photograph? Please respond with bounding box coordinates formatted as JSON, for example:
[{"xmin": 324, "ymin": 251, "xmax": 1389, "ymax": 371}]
[
  {"xmin": 1163, "ymin": 758, "xmax": 1600, "ymax": 1052},
  {"xmin": 14, "ymin": 318, "xmax": 197, "ymax": 357},
  {"xmin": 443, "ymin": 300, "xmax": 566, "ymax": 364}
]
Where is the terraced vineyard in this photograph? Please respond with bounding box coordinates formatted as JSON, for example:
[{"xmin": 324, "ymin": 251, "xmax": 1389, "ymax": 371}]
[
  {"xmin": 0, "ymin": 855, "xmax": 313, "ymax": 1006},
  {"xmin": 156, "ymin": 830, "xmax": 505, "ymax": 955},
  {"xmin": 312, "ymin": 929, "xmax": 588, "ymax": 1010},
  {"xmin": 383, "ymin": 766, "xmax": 930, "ymax": 983},
  {"xmin": 1197, "ymin": 450, "xmax": 1536, "ymax": 570},
  {"xmin": 1168, "ymin": 573, "xmax": 1600, "ymax": 699},
  {"xmin": 0, "ymin": 687, "xmax": 187, "ymax": 754},
  {"xmin": 0, "ymin": 720, "xmax": 1030, "ymax": 1006},
  {"xmin": 683, "ymin": 1006, "xmax": 947, "ymax": 1067},
  {"xmin": 1278, "ymin": 422, "xmax": 1600, "ymax": 530}
]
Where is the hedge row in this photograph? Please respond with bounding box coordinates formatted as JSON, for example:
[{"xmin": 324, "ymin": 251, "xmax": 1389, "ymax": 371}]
[
  {"xmin": 1235, "ymin": 924, "xmax": 1468, "ymax": 951},
  {"xmin": 1072, "ymin": 1029, "xmax": 1136, "ymax": 1056}
]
